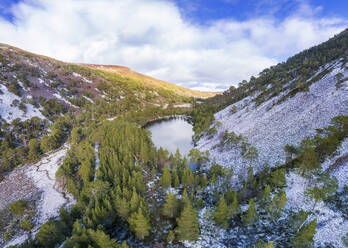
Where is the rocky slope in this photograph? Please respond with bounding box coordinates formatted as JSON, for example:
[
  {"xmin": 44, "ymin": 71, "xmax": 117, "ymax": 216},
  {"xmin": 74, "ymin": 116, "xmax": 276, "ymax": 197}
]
[
  {"xmin": 194, "ymin": 31, "xmax": 348, "ymax": 247},
  {"xmin": 197, "ymin": 58, "xmax": 348, "ymax": 180}
]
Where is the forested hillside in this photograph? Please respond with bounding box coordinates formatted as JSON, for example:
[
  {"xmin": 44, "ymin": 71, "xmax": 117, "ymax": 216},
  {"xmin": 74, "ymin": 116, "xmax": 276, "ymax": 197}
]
[
  {"xmin": 0, "ymin": 29, "xmax": 347, "ymax": 248},
  {"xmin": 0, "ymin": 43, "xmax": 209, "ymax": 179}
]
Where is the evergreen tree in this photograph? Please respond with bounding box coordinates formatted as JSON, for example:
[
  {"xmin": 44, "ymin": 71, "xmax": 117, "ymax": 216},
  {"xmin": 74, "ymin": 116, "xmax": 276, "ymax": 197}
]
[
  {"xmin": 160, "ymin": 165, "xmax": 171, "ymax": 188},
  {"xmin": 259, "ymin": 185, "xmax": 271, "ymax": 208},
  {"xmin": 116, "ymin": 197, "xmax": 130, "ymax": 220},
  {"xmin": 36, "ymin": 221, "xmax": 65, "ymax": 248},
  {"xmin": 128, "ymin": 208, "xmax": 151, "ymax": 240},
  {"xmin": 180, "ymin": 188, "xmax": 191, "ymax": 209},
  {"xmin": 167, "ymin": 230, "xmax": 175, "ymax": 244},
  {"xmin": 305, "ymin": 174, "xmax": 338, "ymax": 210},
  {"xmin": 200, "ymin": 173, "xmax": 208, "ymax": 188},
  {"xmin": 151, "ymin": 167, "xmax": 156, "ymax": 178},
  {"xmin": 162, "ymin": 192, "xmax": 179, "ymax": 218},
  {"xmin": 268, "ymin": 191, "xmax": 287, "ymax": 219},
  {"xmin": 228, "ymin": 191, "xmax": 240, "ymax": 219},
  {"xmin": 176, "ymin": 201, "xmax": 200, "ymax": 241},
  {"xmin": 172, "ymin": 167, "xmax": 180, "ymax": 187},
  {"xmin": 298, "ymin": 139, "xmax": 320, "ymax": 174},
  {"xmin": 87, "ymin": 229, "xmax": 118, "ymax": 248},
  {"xmin": 290, "ymin": 210, "xmax": 309, "ymax": 232},
  {"xmin": 269, "ymin": 169, "xmax": 286, "ymax": 187},
  {"xmin": 291, "ymin": 218, "xmax": 317, "ymax": 248},
  {"xmin": 225, "ymin": 188, "xmax": 234, "ymax": 204},
  {"xmin": 243, "ymin": 198, "xmax": 257, "ymax": 226},
  {"xmin": 213, "ymin": 195, "xmax": 229, "ymax": 229},
  {"xmin": 28, "ymin": 138, "xmax": 41, "ymax": 161},
  {"xmin": 255, "ymin": 241, "xmax": 274, "ymax": 248},
  {"xmin": 130, "ymin": 188, "xmax": 140, "ymax": 212},
  {"xmin": 182, "ymin": 159, "xmax": 194, "ymax": 187},
  {"xmin": 71, "ymin": 127, "xmax": 83, "ymax": 144}
]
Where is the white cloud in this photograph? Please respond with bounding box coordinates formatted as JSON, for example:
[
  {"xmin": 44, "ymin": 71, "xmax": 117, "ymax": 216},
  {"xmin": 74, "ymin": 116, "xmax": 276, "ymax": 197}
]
[{"xmin": 0, "ymin": 0, "xmax": 346, "ymax": 91}]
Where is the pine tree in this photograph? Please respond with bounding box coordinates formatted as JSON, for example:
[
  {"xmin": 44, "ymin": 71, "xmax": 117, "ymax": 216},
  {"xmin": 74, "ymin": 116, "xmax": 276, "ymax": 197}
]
[
  {"xmin": 130, "ymin": 188, "xmax": 140, "ymax": 212},
  {"xmin": 269, "ymin": 169, "xmax": 286, "ymax": 187},
  {"xmin": 87, "ymin": 229, "xmax": 118, "ymax": 248},
  {"xmin": 28, "ymin": 138, "xmax": 41, "ymax": 161},
  {"xmin": 213, "ymin": 195, "xmax": 229, "ymax": 229},
  {"xmin": 225, "ymin": 188, "xmax": 234, "ymax": 204},
  {"xmin": 305, "ymin": 174, "xmax": 338, "ymax": 210},
  {"xmin": 290, "ymin": 210, "xmax": 309, "ymax": 232},
  {"xmin": 243, "ymin": 198, "xmax": 257, "ymax": 226},
  {"xmin": 259, "ymin": 185, "xmax": 271, "ymax": 208},
  {"xmin": 167, "ymin": 230, "xmax": 175, "ymax": 244},
  {"xmin": 117, "ymin": 197, "xmax": 130, "ymax": 220},
  {"xmin": 298, "ymin": 139, "xmax": 320, "ymax": 174},
  {"xmin": 228, "ymin": 191, "xmax": 240, "ymax": 219},
  {"xmin": 36, "ymin": 221, "xmax": 65, "ymax": 248},
  {"xmin": 182, "ymin": 161, "xmax": 194, "ymax": 187},
  {"xmin": 255, "ymin": 241, "xmax": 274, "ymax": 248},
  {"xmin": 180, "ymin": 188, "xmax": 191, "ymax": 209},
  {"xmin": 268, "ymin": 191, "xmax": 287, "ymax": 219},
  {"xmin": 162, "ymin": 192, "xmax": 179, "ymax": 218},
  {"xmin": 128, "ymin": 208, "xmax": 151, "ymax": 240},
  {"xmin": 291, "ymin": 218, "xmax": 317, "ymax": 248},
  {"xmin": 176, "ymin": 201, "xmax": 200, "ymax": 241},
  {"xmin": 160, "ymin": 165, "xmax": 172, "ymax": 188},
  {"xmin": 200, "ymin": 173, "xmax": 208, "ymax": 188},
  {"xmin": 172, "ymin": 167, "xmax": 180, "ymax": 187}
]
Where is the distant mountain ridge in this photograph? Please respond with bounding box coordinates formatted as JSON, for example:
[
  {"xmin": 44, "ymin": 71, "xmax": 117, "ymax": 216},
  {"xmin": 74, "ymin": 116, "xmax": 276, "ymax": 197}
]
[{"xmin": 81, "ymin": 63, "xmax": 218, "ymax": 98}]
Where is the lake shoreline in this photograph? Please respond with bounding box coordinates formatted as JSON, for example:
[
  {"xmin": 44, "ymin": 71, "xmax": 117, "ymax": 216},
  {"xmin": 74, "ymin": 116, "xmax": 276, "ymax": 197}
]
[{"xmin": 142, "ymin": 115, "xmax": 192, "ymax": 129}]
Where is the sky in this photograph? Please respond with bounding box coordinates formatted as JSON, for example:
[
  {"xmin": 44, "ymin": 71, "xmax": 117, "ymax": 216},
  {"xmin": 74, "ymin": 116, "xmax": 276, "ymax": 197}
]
[{"xmin": 0, "ymin": 0, "xmax": 347, "ymax": 91}]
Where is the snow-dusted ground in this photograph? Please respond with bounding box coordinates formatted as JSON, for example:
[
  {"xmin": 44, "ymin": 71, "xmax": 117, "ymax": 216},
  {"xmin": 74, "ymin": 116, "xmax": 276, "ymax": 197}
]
[
  {"xmin": 322, "ymin": 138, "xmax": 348, "ymax": 191},
  {"xmin": 53, "ymin": 92, "xmax": 78, "ymax": 108},
  {"xmin": 4, "ymin": 145, "xmax": 74, "ymax": 248},
  {"xmin": 25, "ymin": 146, "xmax": 73, "ymax": 223},
  {"xmin": 0, "ymin": 84, "xmax": 45, "ymax": 122},
  {"xmin": 182, "ymin": 208, "xmax": 226, "ymax": 248},
  {"xmin": 197, "ymin": 60, "xmax": 348, "ymax": 179},
  {"xmin": 194, "ymin": 60, "xmax": 348, "ymax": 247},
  {"xmin": 286, "ymin": 153, "xmax": 348, "ymax": 247},
  {"xmin": 72, "ymin": 72, "xmax": 93, "ymax": 84}
]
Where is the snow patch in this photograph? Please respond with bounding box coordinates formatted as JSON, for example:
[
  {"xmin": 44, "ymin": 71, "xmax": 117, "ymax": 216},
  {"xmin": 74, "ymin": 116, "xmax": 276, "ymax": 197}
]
[
  {"xmin": 25, "ymin": 146, "xmax": 74, "ymax": 224},
  {"xmin": 0, "ymin": 84, "xmax": 45, "ymax": 122}
]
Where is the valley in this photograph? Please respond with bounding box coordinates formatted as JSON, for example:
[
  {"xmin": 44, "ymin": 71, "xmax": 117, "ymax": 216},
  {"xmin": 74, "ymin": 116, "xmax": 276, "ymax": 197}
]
[{"xmin": 0, "ymin": 29, "xmax": 347, "ymax": 248}]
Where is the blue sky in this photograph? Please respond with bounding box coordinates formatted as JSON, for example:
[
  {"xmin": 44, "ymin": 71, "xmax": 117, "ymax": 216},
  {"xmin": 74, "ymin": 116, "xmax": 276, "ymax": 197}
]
[
  {"xmin": 0, "ymin": 0, "xmax": 347, "ymax": 91},
  {"xmin": 2, "ymin": 0, "xmax": 348, "ymax": 23},
  {"xmin": 173, "ymin": 0, "xmax": 348, "ymax": 24}
]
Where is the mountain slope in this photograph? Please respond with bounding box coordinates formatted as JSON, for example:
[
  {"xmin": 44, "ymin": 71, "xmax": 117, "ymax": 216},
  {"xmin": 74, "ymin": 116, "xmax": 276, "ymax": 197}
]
[
  {"xmin": 193, "ymin": 29, "xmax": 348, "ymax": 247},
  {"xmin": 82, "ymin": 64, "xmax": 217, "ymax": 98},
  {"xmin": 0, "ymin": 43, "xmax": 208, "ymax": 182},
  {"xmin": 1, "ymin": 30, "xmax": 348, "ymax": 248},
  {"xmin": 0, "ymin": 43, "xmax": 213, "ymax": 124},
  {"xmin": 197, "ymin": 59, "xmax": 348, "ymax": 177}
]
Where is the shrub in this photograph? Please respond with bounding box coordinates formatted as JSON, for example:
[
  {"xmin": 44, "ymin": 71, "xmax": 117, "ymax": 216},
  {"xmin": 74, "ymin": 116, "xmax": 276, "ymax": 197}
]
[
  {"xmin": 20, "ymin": 219, "xmax": 33, "ymax": 231},
  {"xmin": 10, "ymin": 199, "xmax": 28, "ymax": 217}
]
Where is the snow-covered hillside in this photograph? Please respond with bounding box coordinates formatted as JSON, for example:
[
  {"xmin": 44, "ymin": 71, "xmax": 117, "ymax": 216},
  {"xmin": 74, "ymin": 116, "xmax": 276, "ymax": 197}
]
[
  {"xmin": 194, "ymin": 59, "xmax": 348, "ymax": 248},
  {"xmin": 285, "ymin": 138, "xmax": 348, "ymax": 247},
  {"xmin": 0, "ymin": 84, "xmax": 45, "ymax": 122},
  {"xmin": 197, "ymin": 60, "xmax": 348, "ymax": 177},
  {"xmin": 0, "ymin": 146, "xmax": 73, "ymax": 247}
]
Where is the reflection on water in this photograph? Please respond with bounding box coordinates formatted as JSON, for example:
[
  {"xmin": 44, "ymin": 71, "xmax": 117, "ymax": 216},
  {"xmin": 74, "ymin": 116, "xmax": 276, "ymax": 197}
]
[{"xmin": 145, "ymin": 117, "xmax": 194, "ymax": 158}]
